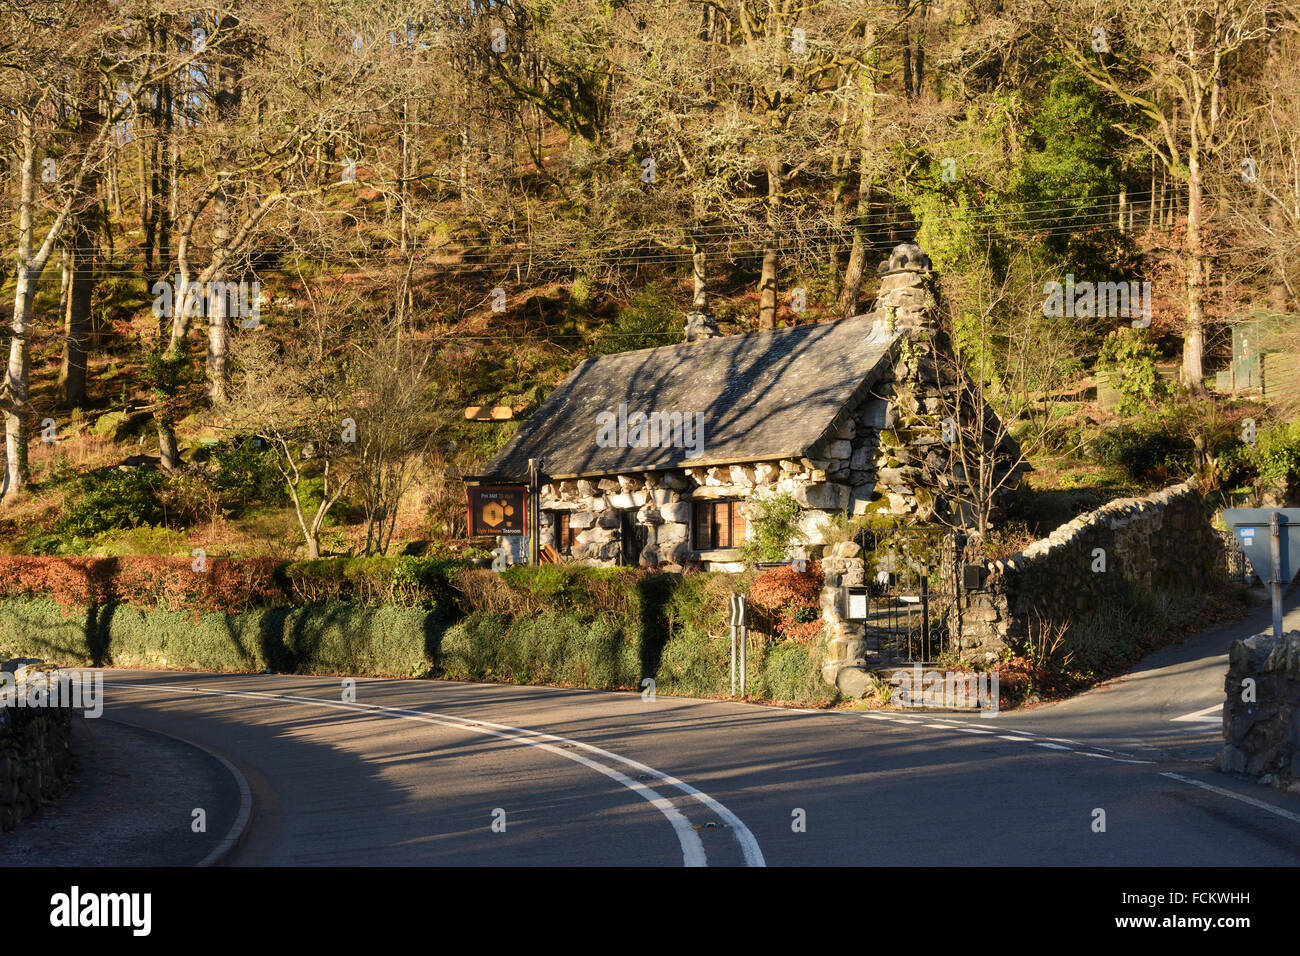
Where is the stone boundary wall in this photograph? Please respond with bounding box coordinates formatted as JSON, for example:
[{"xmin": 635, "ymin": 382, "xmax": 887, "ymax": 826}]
[
  {"xmin": 1220, "ymin": 630, "xmax": 1300, "ymax": 790},
  {"xmin": 952, "ymin": 481, "xmax": 1223, "ymax": 663},
  {"xmin": 1, "ymin": 662, "xmax": 75, "ymax": 832}
]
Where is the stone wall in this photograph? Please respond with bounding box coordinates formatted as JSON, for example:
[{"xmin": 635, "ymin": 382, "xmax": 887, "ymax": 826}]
[
  {"xmin": 0, "ymin": 661, "xmax": 75, "ymax": 832},
  {"xmin": 952, "ymin": 482, "xmax": 1223, "ymax": 663},
  {"xmin": 1220, "ymin": 630, "xmax": 1300, "ymax": 791}
]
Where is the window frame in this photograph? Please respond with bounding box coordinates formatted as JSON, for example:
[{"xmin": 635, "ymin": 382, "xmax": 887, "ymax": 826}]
[
  {"xmin": 692, "ymin": 498, "xmax": 746, "ymax": 551},
  {"xmin": 548, "ymin": 510, "xmax": 576, "ymax": 556}
]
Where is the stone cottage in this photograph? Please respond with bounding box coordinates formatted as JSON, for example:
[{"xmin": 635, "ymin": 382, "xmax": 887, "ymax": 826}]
[{"xmin": 468, "ymin": 245, "xmax": 1024, "ymax": 570}]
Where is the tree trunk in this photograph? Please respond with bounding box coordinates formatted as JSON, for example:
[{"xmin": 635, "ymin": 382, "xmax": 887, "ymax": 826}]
[
  {"xmin": 207, "ymin": 188, "xmax": 232, "ymax": 404},
  {"xmin": 4, "ymin": 111, "xmax": 38, "ymax": 504},
  {"xmin": 1266, "ymin": 5, "xmax": 1289, "ymax": 312},
  {"xmin": 1183, "ymin": 151, "xmax": 1206, "ymax": 393},
  {"xmin": 758, "ymin": 155, "xmax": 780, "ymax": 330},
  {"xmin": 206, "ymin": 28, "xmax": 241, "ymax": 404},
  {"xmin": 839, "ymin": 44, "xmax": 877, "ymax": 319},
  {"xmin": 692, "ymin": 236, "xmax": 707, "ymax": 311},
  {"xmin": 157, "ymin": 421, "xmax": 180, "ymax": 472},
  {"xmin": 60, "ymin": 215, "xmax": 95, "ymax": 408},
  {"xmin": 3, "ymin": 268, "xmax": 35, "ymax": 505}
]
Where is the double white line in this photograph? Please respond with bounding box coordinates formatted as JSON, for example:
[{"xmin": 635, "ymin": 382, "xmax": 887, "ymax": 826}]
[{"xmin": 104, "ymin": 680, "xmax": 766, "ymax": 868}]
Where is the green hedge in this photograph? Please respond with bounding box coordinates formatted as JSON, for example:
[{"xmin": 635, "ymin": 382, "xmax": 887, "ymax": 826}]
[
  {"xmin": 0, "ymin": 564, "xmax": 836, "ymax": 705},
  {"xmin": 439, "ymin": 566, "xmax": 835, "ymax": 704},
  {"xmin": 0, "ymin": 597, "xmax": 436, "ymax": 677}
]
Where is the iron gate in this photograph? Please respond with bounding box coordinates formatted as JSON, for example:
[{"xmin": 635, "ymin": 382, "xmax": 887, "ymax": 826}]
[{"xmin": 852, "ymin": 526, "xmax": 956, "ymax": 664}]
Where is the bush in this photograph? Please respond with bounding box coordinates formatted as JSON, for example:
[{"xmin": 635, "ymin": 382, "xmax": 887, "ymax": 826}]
[
  {"xmin": 58, "ymin": 468, "xmax": 165, "ymax": 537},
  {"xmin": 1097, "ymin": 328, "xmax": 1173, "ymax": 415},
  {"xmin": 746, "ymin": 561, "xmax": 824, "ymax": 641},
  {"xmin": 209, "ymin": 435, "xmax": 287, "ymax": 512},
  {"xmin": 1089, "ymin": 421, "xmax": 1192, "ymax": 485},
  {"xmin": 0, "ymin": 558, "xmax": 838, "ymax": 705},
  {"xmin": 160, "ymin": 470, "xmax": 222, "ymax": 526},
  {"xmin": 282, "ymin": 556, "xmax": 463, "ymax": 608},
  {"xmin": 1247, "ymin": 420, "xmax": 1300, "ymax": 497},
  {"xmin": 446, "ymin": 564, "xmax": 836, "ymax": 704},
  {"xmin": 740, "ymin": 492, "xmax": 803, "ymax": 564},
  {"xmin": 589, "ymin": 284, "xmax": 679, "ymax": 355}
]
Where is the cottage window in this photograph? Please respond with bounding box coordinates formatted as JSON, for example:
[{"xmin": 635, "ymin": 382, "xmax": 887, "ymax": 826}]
[
  {"xmin": 549, "ymin": 511, "xmax": 577, "ymax": 555},
  {"xmin": 693, "ymin": 499, "xmax": 746, "ymax": 550}
]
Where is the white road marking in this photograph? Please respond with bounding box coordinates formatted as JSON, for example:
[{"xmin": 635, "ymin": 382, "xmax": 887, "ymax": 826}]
[
  {"xmin": 1161, "ymin": 772, "xmax": 1300, "ymax": 825},
  {"xmin": 863, "ymin": 709, "xmax": 1142, "ymax": 763},
  {"xmin": 1171, "ymin": 703, "xmax": 1223, "ymax": 723},
  {"xmin": 103, "ymin": 681, "xmax": 766, "ymax": 867}
]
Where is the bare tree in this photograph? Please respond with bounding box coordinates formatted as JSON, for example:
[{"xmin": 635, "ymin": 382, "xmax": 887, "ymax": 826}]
[
  {"xmin": 1051, "ymin": 0, "xmax": 1276, "ymax": 393},
  {"xmin": 352, "ymin": 309, "xmax": 434, "ymax": 555},
  {"xmin": 927, "ymin": 248, "xmax": 1077, "ymax": 542},
  {"xmin": 221, "ymin": 289, "xmax": 367, "ymax": 559}
]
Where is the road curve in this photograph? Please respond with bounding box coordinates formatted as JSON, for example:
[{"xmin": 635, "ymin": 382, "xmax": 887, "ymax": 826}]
[{"xmin": 77, "ymin": 650, "xmax": 1300, "ymax": 866}]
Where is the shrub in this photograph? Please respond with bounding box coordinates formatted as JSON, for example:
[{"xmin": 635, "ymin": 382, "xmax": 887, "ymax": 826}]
[
  {"xmin": 590, "ymin": 284, "xmax": 679, "ymax": 355},
  {"xmin": 58, "ymin": 468, "xmax": 165, "ymax": 537},
  {"xmin": 282, "ymin": 556, "xmax": 464, "ymax": 607},
  {"xmin": 209, "ymin": 435, "xmax": 287, "ymax": 511},
  {"xmin": 1089, "ymin": 421, "xmax": 1192, "ymax": 485},
  {"xmin": 1247, "ymin": 420, "xmax": 1300, "ymax": 497},
  {"xmin": 740, "ymin": 492, "xmax": 803, "ymax": 564},
  {"xmin": 750, "ymin": 641, "xmax": 833, "ymax": 705},
  {"xmin": 0, "ymin": 596, "xmax": 434, "ymax": 677},
  {"xmin": 747, "ymin": 561, "xmax": 824, "ymax": 641},
  {"xmin": 1097, "ymin": 328, "xmax": 1172, "ymax": 415},
  {"xmin": 160, "ymin": 470, "xmax": 222, "ymax": 526}
]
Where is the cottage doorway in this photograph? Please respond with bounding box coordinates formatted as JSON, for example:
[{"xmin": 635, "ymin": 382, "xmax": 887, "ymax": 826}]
[{"xmin": 619, "ymin": 510, "xmax": 648, "ymax": 566}]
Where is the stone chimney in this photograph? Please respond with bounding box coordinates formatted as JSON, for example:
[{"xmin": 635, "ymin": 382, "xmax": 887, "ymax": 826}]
[
  {"xmin": 682, "ymin": 310, "xmax": 721, "ymax": 342},
  {"xmin": 872, "ymin": 242, "xmax": 938, "ymax": 332}
]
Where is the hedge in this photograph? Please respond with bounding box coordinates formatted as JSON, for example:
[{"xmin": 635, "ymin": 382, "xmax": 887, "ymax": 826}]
[
  {"xmin": 0, "ymin": 559, "xmax": 836, "ymax": 705},
  {"xmin": 0, "ymin": 555, "xmax": 462, "ymax": 612},
  {"xmin": 0, "ymin": 596, "xmax": 436, "ymax": 677},
  {"xmin": 440, "ymin": 566, "xmax": 835, "ymax": 704}
]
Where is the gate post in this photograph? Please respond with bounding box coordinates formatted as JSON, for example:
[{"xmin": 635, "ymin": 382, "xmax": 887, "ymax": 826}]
[{"xmin": 819, "ymin": 541, "xmax": 871, "ymax": 692}]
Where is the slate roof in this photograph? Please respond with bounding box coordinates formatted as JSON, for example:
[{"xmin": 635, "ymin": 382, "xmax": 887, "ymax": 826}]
[{"xmin": 474, "ymin": 314, "xmax": 898, "ymax": 482}]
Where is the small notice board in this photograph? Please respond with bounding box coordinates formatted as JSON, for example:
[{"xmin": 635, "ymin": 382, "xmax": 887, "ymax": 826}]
[{"xmin": 468, "ymin": 486, "xmax": 528, "ymax": 537}]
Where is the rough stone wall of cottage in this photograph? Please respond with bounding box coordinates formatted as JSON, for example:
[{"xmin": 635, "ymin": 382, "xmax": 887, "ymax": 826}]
[{"xmin": 951, "ymin": 481, "xmax": 1224, "ymax": 663}]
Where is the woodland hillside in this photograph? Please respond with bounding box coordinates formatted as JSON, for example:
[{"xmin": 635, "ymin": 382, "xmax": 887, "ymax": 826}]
[{"xmin": 2, "ymin": 0, "xmax": 1299, "ymax": 561}]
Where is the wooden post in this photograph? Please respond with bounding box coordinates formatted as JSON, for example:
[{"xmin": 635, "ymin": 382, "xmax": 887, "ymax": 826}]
[{"xmin": 528, "ymin": 459, "xmax": 543, "ymax": 566}]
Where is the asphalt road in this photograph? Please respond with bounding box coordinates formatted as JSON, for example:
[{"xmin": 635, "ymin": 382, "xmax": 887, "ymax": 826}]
[{"xmin": 56, "ymin": 595, "xmax": 1300, "ymax": 867}]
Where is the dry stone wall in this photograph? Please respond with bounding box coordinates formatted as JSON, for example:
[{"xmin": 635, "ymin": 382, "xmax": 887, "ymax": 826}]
[
  {"xmin": 1, "ymin": 660, "xmax": 75, "ymax": 832},
  {"xmin": 951, "ymin": 482, "xmax": 1223, "ymax": 663},
  {"xmin": 1220, "ymin": 630, "xmax": 1300, "ymax": 791}
]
